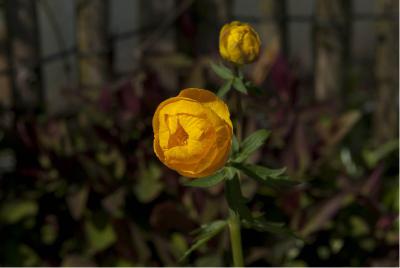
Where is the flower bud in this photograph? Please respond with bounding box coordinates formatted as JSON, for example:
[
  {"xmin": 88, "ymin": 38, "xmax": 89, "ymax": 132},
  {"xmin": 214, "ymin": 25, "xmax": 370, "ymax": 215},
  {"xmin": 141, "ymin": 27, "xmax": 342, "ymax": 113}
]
[{"xmin": 219, "ymin": 21, "xmax": 261, "ymax": 65}]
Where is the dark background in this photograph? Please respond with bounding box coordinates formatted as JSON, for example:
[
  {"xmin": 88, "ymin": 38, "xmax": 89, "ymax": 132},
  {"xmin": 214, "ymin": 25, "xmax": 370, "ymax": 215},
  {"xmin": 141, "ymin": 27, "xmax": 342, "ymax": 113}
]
[{"xmin": 0, "ymin": 0, "xmax": 398, "ymax": 266}]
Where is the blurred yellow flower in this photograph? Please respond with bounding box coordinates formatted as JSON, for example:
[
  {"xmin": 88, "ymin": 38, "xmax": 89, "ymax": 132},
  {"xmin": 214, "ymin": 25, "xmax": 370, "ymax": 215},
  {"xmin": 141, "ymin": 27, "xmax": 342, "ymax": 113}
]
[
  {"xmin": 153, "ymin": 88, "xmax": 232, "ymax": 178},
  {"xmin": 219, "ymin": 21, "xmax": 261, "ymax": 65}
]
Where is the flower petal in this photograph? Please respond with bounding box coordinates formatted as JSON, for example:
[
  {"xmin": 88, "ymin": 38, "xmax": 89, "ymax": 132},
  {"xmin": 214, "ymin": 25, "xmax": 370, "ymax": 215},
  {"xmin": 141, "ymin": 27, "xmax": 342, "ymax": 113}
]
[{"xmin": 178, "ymin": 88, "xmax": 232, "ymax": 129}]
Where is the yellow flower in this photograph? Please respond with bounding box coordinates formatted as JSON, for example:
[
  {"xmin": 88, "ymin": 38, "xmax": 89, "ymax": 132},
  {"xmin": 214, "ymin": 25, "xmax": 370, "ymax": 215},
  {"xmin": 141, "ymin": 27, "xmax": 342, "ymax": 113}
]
[
  {"xmin": 219, "ymin": 21, "xmax": 261, "ymax": 65},
  {"xmin": 153, "ymin": 88, "xmax": 232, "ymax": 178}
]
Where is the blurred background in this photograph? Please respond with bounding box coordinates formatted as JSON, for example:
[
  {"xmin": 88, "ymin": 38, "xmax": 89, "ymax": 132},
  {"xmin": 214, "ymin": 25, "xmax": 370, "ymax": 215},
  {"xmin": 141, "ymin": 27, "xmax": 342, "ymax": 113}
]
[{"xmin": 0, "ymin": 0, "xmax": 398, "ymax": 266}]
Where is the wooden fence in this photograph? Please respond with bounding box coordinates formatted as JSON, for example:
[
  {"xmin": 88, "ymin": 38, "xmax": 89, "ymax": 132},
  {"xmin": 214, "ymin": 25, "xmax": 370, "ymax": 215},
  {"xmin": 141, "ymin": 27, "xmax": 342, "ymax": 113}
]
[{"xmin": 0, "ymin": 0, "xmax": 398, "ymax": 142}]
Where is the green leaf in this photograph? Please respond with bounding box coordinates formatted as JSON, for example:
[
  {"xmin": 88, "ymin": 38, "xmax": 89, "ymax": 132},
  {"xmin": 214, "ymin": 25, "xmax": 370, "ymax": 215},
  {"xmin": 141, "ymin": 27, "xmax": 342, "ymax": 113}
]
[
  {"xmin": 241, "ymin": 213, "xmax": 300, "ymax": 238},
  {"xmin": 363, "ymin": 139, "xmax": 399, "ymax": 168},
  {"xmin": 232, "ymin": 77, "xmax": 248, "ymax": 94},
  {"xmin": 179, "ymin": 220, "xmax": 228, "ymax": 262},
  {"xmin": 85, "ymin": 219, "xmax": 117, "ymax": 255},
  {"xmin": 210, "ymin": 62, "xmax": 234, "ymax": 80},
  {"xmin": 237, "ymin": 163, "xmax": 286, "ymax": 178},
  {"xmin": 225, "ymin": 175, "xmax": 252, "ymax": 222},
  {"xmin": 225, "ymin": 175, "xmax": 299, "ymax": 238},
  {"xmin": 233, "ymin": 163, "xmax": 300, "ymax": 190},
  {"xmin": 67, "ymin": 185, "xmax": 89, "ymax": 220},
  {"xmin": 0, "ymin": 200, "xmax": 38, "ymax": 224},
  {"xmin": 243, "ymin": 217, "xmax": 295, "ymax": 236},
  {"xmin": 194, "ymin": 254, "xmax": 223, "ymax": 267},
  {"xmin": 134, "ymin": 162, "xmax": 163, "ymax": 203},
  {"xmin": 19, "ymin": 244, "xmax": 40, "ymax": 266},
  {"xmin": 232, "ymin": 135, "xmax": 239, "ymax": 153},
  {"xmin": 235, "ymin": 129, "xmax": 270, "ymax": 162},
  {"xmin": 183, "ymin": 167, "xmax": 234, "ymax": 188},
  {"xmin": 217, "ymin": 79, "xmax": 233, "ymax": 97}
]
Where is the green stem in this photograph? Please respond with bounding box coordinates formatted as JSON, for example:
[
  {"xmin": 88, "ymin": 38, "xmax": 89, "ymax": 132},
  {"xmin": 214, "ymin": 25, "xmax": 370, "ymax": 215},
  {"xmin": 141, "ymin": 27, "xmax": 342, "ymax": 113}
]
[
  {"xmin": 227, "ymin": 64, "xmax": 245, "ymax": 266},
  {"xmin": 233, "ymin": 65, "xmax": 244, "ymax": 142},
  {"xmin": 228, "ymin": 208, "xmax": 244, "ymax": 267}
]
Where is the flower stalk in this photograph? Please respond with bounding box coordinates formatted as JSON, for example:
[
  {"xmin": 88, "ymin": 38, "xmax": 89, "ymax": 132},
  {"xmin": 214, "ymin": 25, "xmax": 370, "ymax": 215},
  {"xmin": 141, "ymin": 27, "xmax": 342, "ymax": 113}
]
[
  {"xmin": 227, "ymin": 65, "xmax": 245, "ymax": 267},
  {"xmin": 228, "ymin": 206, "xmax": 244, "ymax": 267}
]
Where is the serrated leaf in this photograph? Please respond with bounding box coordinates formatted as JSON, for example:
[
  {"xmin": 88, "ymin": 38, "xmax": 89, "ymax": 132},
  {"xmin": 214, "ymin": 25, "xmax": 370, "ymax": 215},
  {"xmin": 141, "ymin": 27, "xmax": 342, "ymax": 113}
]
[
  {"xmin": 243, "ymin": 217, "xmax": 298, "ymax": 238},
  {"xmin": 183, "ymin": 167, "xmax": 234, "ymax": 188},
  {"xmin": 233, "ymin": 163, "xmax": 286, "ymax": 179},
  {"xmin": 210, "ymin": 62, "xmax": 234, "ymax": 80},
  {"xmin": 235, "ymin": 129, "xmax": 270, "ymax": 162},
  {"xmin": 217, "ymin": 79, "xmax": 233, "ymax": 97},
  {"xmin": 232, "ymin": 77, "xmax": 248, "ymax": 94},
  {"xmin": 233, "ymin": 162, "xmax": 300, "ymax": 190},
  {"xmin": 179, "ymin": 220, "xmax": 228, "ymax": 262}
]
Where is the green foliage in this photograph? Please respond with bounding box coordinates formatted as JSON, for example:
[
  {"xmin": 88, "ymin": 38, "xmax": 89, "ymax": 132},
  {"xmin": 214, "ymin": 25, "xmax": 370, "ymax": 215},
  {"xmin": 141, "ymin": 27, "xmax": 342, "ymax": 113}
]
[
  {"xmin": 134, "ymin": 162, "xmax": 163, "ymax": 203},
  {"xmin": 210, "ymin": 62, "xmax": 234, "ymax": 80},
  {"xmin": 363, "ymin": 139, "xmax": 399, "ymax": 168},
  {"xmin": 233, "ymin": 163, "xmax": 300, "ymax": 190},
  {"xmin": 0, "ymin": 200, "xmax": 38, "ymax": 224},
  {"xmin": 233, "ymin": 129, "xmax": 270, "ymax": 162},
  {"xmin": 179, "ymin": 220, "xmax": 228, "ymax": 262},
  {"xmin": 232, "ymin": 77, "xmax": 248, "ymax": 94},
  {"xmin": 217, "ymin": 80, "xmax": 233, "ymax": 97},
  {"xmin": 183, "ymin": 167, "xmax": 235, "ymax": 188},
  {"xmin": 0, "ymin": 45, "xmax": 397, "ymax": 267},
  {"xmin": 225, "ymin": 175, "xmax": 296, "ymax": 237},
  {"xmin": 85, "ymin": 218, "xmax": 117, "ymax": 255}
]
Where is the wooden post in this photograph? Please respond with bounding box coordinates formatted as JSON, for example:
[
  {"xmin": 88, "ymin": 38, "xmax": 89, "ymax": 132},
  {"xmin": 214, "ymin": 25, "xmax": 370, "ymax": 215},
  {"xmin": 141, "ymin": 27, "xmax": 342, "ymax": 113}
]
[
  {"xmin": 5, "ymin": 0, "xmax": 43, "ymax": 112},
  {"xmin": 259, "ymin": 0, "xmax": 287, "ymax": 55},
  {"xmin": 373, "ymin": 0, "xmax": 399, "ymax": 144},
  {"xmin": 76, "ymin": 0, "xmax": 111, "ymax": 90},
  {"xmin": 314, "ymin": 0, "xmax": 351, "ymax": 102}
]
